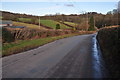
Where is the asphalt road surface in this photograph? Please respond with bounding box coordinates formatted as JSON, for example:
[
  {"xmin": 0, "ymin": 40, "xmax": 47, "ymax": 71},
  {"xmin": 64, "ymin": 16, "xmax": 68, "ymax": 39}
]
[{"xmin": 2, "ymin": 34, "xmax": 108, "ymax": 78}]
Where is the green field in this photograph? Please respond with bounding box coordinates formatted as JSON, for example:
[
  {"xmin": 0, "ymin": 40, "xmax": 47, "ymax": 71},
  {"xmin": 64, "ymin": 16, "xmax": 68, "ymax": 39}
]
[
  {"xmin": 64, "ymin": 22, "xmax": 78, "ymax": 27},
  {"xmin": 13, "ymin": 21, "xmax": 47, "ymax": 30},
  {"xmin": 18, "ymin": 18, "xmax": 32, "ymax": 23},
  {"xmin": 3, "ymin": 33, "xmax": 80, "ymax": 56},
  {"xmin": 16, "ymin": 18, "xmax": 71, "ymax": 29},
  {"xmin": 40, "ymin": 20, "xmax": 71, "ymax": 29},
  {"xmin": 0, "ymin": 16, "xmax": 2, "ymax": 19}
]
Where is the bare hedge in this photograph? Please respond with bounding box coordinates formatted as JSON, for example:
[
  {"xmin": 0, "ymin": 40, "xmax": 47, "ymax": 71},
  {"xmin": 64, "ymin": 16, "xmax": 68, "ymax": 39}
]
[{"xmin": 2, "ymin": 28, "xmax": 78, "ymax": 43}]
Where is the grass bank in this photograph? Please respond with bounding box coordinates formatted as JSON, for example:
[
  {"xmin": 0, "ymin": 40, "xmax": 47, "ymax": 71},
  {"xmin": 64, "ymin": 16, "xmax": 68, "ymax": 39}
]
[
  {"xmin": 64, "ymin": 22, "xmax": 78, "ymax": 27},
  {"xmin": 2, "ymin": 33, "xmax": 81, "ymax": 57},
  {"xmin": 97, "ymin": 27, "xmax": 120, "ymax": 78},
  {"xmin": 13, "ymin": 21, "xmax": 47, "ymax": 30}
]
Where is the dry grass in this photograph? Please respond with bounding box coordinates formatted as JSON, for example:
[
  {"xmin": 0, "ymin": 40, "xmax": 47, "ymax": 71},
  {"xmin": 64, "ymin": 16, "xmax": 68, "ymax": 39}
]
[
  {"xmin": 64, "ymin": 22, "xmax": 78, "ymax": 27},
  {"xmin": 100, "ymin": 25, "xmax": 119, "ymax": 29},
  {"xmin": 13, "ymin": 21, "xmax": 47, "ymax": 30}
]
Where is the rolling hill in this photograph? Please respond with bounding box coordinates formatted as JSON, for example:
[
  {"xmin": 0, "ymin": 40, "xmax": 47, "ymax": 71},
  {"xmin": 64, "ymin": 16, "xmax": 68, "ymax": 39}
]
[
  {"xmin": 64, "ymin": 22, "xmax": 78, "ymax": 27},
  {"xmin": 40, "ymin": 20, "xmax": 71, "ymax": 29},
  {"xmin": 13, "ymin": 21, "xmax": 47, "ymax": 30}
]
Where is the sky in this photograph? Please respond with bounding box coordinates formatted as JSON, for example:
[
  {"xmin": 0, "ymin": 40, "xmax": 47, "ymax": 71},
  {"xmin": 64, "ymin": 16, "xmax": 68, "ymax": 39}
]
[{"xmin": 1, "ymin": 2, "xmax": 118, "ymax": 16}]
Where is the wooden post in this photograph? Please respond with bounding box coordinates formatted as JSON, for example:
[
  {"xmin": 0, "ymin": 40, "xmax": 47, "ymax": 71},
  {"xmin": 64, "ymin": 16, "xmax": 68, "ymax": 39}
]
[
  {"xmin": 39, "ymin": 16, "xmax": 40, "ymax": 29},
  {"xmin": 94, "ymin": 16, "xmax": 95, "ymax": 28}
]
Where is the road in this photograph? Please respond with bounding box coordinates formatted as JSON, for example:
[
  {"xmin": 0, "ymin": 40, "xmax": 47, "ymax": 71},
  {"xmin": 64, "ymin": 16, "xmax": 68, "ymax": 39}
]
[{"xmin": 2, "ymin": 34, "xmax": 108, "ymax": 78}]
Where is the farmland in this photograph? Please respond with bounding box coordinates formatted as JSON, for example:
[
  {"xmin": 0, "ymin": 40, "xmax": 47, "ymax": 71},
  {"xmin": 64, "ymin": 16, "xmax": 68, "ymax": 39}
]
[
  {"xmin": 64, "ymin": 22, "xmax": 78, "ymax": 27},
  {"xmin": 18, "ymin": 18, "xmax": 32, "ymax": 23},
  {"xmin": 40, "ymin": 20, "xmax": 71, "ymax": 29},
  {"xmin": 13, "ymin": 21, "xmax": 47, "ymax": 30},
  {"xmin": 14, "ymin": 18, "xmax": 72, "ymax": 29}
]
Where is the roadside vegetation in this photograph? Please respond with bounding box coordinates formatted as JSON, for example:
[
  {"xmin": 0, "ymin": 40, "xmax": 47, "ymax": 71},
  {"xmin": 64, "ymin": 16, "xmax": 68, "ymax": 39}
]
[
  {"xmin": 2, "ymin": 34, "xmax": 78, "ymax": 56},
  {"xmin": 2, "ymin": 28, "xmax": 77, "ymax": 43},
  {"xmin": 3, "ymin": 31, "xmax": 95, "ymax": 57},
  {"xmin": 97, "ymin": 27, "xmax": 120, "ymax": 78}
]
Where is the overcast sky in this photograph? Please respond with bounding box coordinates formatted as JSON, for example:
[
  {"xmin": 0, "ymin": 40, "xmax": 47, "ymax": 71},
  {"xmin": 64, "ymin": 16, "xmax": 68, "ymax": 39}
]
[{"xmin": 1, "ymin": 2, "xmax": 118, "ymax": 16}]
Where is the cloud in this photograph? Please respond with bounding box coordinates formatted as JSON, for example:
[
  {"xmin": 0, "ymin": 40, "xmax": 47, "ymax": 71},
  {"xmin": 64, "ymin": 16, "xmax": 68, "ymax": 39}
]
[{"xmin": 64, "ymin": 4, "xmax": 74, "ymax": 7}]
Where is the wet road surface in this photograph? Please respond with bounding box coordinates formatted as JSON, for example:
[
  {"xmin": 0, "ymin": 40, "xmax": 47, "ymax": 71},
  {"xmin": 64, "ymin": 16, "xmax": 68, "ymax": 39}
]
[{"xmin": 2, "ymin": 34, "xmax": 108, "ymax": 78}]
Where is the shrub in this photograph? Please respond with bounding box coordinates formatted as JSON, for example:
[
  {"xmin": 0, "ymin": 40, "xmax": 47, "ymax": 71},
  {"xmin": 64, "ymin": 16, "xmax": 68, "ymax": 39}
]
[
  {"xmin": 2, "ymin": 28, "xmax": 15, "ymax": 43},
  {"xmin": 88, "ymin": 16, "xmax": 95, "ymax": 31},
  {"xmin": 97, "ymin": 27, "xmax": 120, "ymax": 78},
  {"xmin": 2, "ymin": 28, "xmax": 81, "ymax": 43},
  {"xmin": 56, "ymin": 24, "xmax": 60, "ymax": 29}
]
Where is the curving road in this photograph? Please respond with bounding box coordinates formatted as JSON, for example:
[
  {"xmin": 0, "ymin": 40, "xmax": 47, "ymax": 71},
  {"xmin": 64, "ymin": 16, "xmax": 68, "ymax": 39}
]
[{"xmin": 2, "ymin": 34, "xmax": 108, "ymax": 78}]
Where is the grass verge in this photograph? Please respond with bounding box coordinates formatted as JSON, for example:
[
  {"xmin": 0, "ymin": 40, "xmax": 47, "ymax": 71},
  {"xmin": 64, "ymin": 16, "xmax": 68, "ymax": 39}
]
[{"xmin": 2, "ymin": 33, "xmax": 81, "ymax": 57}]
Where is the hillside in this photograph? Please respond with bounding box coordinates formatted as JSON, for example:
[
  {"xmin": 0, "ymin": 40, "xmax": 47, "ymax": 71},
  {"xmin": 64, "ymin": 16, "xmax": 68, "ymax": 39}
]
[
  {"xmin": 13, "ymin": 21, "xmax": 47, "ymax": 30},
  {"xmin": 18, "ymin": 18, "xmax": 32, "ymax": 23},
  {"xmin": 40, "ymin": 20, "xmax": 71, "ymax": 29},
  {"xmin": 64, "ymin": 22, "xmax": 78, "ymax": 27},
  {"xmin": 14, "ymin": 19, "xmax": 71, "ymax": 29}
]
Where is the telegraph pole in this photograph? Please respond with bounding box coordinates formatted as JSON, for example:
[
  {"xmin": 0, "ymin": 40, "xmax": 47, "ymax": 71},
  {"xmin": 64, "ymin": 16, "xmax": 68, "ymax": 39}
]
[
  {"xmin": 87, "ymin": 12, "xmax": 88, "ymax": 29},
  {"xmin": 39, "ymin": 16, "xmax": 40, "ymax": 29},
  {"xmin": 94, "ymin": 16, "xmax": 95, "ymax": 28},
  {"xmin": 85, "ymin": 12, "xmax": 89, "ymax": 31}
]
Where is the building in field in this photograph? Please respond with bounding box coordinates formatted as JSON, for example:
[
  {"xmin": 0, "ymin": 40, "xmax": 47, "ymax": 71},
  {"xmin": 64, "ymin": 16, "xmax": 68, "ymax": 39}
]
[
  {"xmin": 0, "ymin": 20, "xmax": 26, "ymax": 29},
  {"xmin": 0, "ymin": 20, "xmax": 13, "ymax": 27}
]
